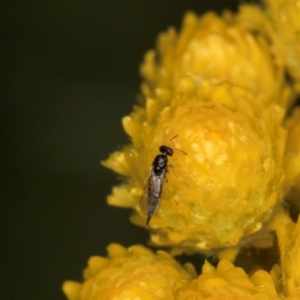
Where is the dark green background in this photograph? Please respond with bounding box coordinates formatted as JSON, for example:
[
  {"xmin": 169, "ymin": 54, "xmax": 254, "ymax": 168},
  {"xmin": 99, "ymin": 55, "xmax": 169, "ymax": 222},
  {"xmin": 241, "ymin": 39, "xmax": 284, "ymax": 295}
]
[{"xmin": 2, "ymin": 1, "xmax": 238, "ymax": 299}]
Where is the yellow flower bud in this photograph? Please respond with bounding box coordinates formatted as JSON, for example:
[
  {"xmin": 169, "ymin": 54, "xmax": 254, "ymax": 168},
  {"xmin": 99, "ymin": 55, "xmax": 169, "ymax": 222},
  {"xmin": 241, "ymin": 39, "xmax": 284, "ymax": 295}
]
[
  {"xmin": 103, "ymin": 81, "xmax": 286, "ymax": 253},
  {"xmin": 62, "ymin": 244, "xmax": 195, "ymax": 300},
  {"xmin": 140, "ymin": 11, "xmax": 293, "ymax": 108}
]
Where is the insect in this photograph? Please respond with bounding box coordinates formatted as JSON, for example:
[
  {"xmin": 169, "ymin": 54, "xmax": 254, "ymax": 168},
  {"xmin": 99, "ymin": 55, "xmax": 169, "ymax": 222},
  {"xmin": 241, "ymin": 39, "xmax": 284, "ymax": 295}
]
[{"xmin": 140, "ymin": 135, "xmax": 186, "ymax": 225}]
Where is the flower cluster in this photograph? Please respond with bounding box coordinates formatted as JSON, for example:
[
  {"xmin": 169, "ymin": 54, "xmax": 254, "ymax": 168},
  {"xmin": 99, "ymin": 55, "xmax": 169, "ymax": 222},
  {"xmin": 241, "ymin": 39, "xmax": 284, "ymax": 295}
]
[
  {"xmin": 63, "ymin": 215, "xmax": 300, "ymax": 299},
  {"xmin": 63, "ymin": 0, "xmax": 300, "ymax": 299},
  {"xmin": 102, "ymin": 7, "xmax": 293, "ymax": 256}
]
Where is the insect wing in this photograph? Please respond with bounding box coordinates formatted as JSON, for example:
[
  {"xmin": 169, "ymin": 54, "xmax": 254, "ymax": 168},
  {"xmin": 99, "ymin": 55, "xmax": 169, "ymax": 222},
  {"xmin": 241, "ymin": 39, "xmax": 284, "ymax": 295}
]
[
  {"xmin": 140, "ymin": 189, "xmax": 149, "ymax": 215},
  {"xmin": 139, "ymin": 171, "xmax": 163, "ymax": 217}
]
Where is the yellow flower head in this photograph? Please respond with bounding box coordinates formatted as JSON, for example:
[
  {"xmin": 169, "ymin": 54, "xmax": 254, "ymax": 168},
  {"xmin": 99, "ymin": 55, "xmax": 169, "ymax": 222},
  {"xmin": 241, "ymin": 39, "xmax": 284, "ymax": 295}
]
[
  {"xmin": 103, "ymin": 80, "xmax": 286, "ymax": 252},
  {"xmin": 175, "ymin": 259, "xmax": 280, "ymax": 300},
  {"xmin": 62, "ymin": 243, "xmax": 195, "ymax": 300},
  {"xmin": 140, "ymin": 11, "xmax": 292, "ymax": 108}
]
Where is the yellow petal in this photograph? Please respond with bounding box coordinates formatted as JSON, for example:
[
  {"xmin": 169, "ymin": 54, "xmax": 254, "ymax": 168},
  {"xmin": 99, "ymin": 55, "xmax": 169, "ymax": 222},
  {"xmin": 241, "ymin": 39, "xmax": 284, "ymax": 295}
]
[{"xmin": 62, "ymin": 281, "xmax": 82, "ymax": 300}]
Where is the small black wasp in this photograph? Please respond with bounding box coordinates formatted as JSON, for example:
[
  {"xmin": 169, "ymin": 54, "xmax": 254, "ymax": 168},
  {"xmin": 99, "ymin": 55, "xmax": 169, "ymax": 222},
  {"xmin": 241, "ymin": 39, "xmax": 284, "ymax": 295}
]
[{"xmin": 140, "ymin": 135, "xmax": 186, "ymax": 225}]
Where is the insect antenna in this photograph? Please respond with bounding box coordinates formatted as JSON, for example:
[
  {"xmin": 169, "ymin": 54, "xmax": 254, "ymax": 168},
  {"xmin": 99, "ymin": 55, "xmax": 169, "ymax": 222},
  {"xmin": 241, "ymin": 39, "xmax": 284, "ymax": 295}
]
[
  {"xmin": 174, "ymin": 148, "xmax": 187, "ymax": 155},
  {"xmin": 169, "ymin": 134, "xmax": 178, "ymax": 141},
  {"xmin": 169, "ymin": 135, "xmax": 188, "ymax": 156}
]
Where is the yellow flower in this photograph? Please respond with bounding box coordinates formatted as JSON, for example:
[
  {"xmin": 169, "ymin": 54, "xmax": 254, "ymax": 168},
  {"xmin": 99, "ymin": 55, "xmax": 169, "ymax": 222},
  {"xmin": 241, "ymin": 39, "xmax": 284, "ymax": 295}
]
[
  {"xmin": 62, "ymin": 243, "xmax": 195, "ymax": 300},
  {"xmin": 175, "ymin": 259, "xmax": 280, "ymax": 300},
  {"xmin": 102, "ymin": 81, "xmax": 287, "ymax": 254},
  {"xmin": 140, "ymin": 10, "xmax": 293, "ymax": 108}
]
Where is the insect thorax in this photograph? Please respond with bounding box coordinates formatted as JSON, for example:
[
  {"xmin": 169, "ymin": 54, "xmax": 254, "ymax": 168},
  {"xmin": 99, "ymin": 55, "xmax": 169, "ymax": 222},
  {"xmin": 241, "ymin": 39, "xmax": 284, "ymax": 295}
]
[{"xmin": 152, "ymin": 154, "xmax": 168, "ymax": 176}]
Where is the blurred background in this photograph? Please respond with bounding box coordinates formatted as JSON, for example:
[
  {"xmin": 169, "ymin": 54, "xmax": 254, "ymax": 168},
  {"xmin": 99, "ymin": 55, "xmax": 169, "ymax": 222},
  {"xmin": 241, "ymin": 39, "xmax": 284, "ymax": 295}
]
[{"xmin": 2, "ymin": 1, "xmax": 238, "ymax": 299}]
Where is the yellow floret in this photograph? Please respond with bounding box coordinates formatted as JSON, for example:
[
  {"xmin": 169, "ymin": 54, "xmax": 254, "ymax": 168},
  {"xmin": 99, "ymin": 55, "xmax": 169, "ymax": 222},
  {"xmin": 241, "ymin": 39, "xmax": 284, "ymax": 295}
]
[
  {"xmin": 62, "ymin": 243, "xmax": 195, "ymax": 300},
  {"xmin": 102, "ymin": 81, "xmax": 287, "ymax": 254}
]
